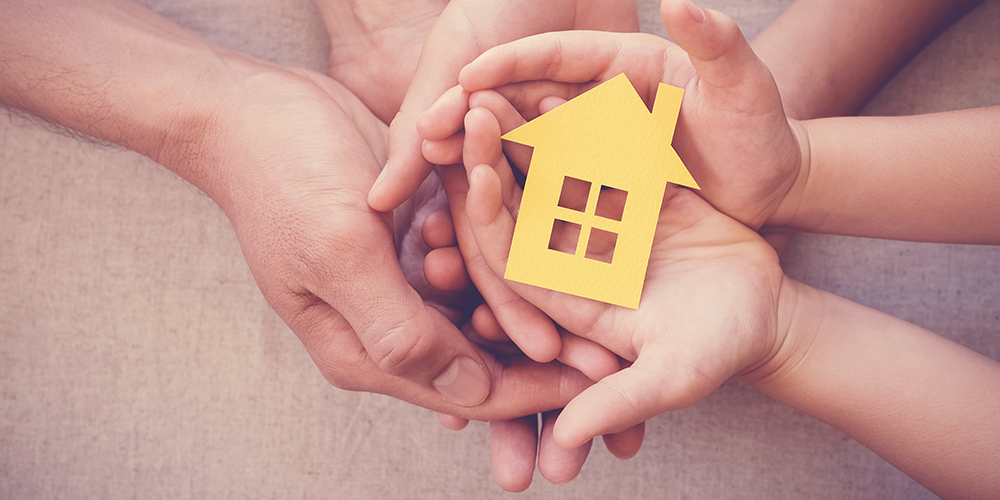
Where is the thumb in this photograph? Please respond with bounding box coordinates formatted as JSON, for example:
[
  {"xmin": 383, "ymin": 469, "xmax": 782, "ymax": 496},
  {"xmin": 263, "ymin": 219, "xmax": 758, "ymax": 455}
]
[
  {"xmin": 661, "ymin": 0, "xmax": 764, "ymax": 91},
  {"xmin": 369, "ymin": 110, "xmax": 437, "ymax": 212},
  {"xmin": 369, "ymin": 2, "xmax": 487, "ymax": 212},
  {"xmin": 552, "ymin": 352, "xmax": 719, "ymax": 449},
  {"xmin": 317, "ymin": 228, "xmax": 492, "ymax": 407}
]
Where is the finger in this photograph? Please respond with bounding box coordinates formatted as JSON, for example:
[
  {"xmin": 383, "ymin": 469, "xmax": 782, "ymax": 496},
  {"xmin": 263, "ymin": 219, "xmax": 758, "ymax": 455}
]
[
  {"xmin": 538, "ymin": 410, "xmax": 592, "ymax": 484},
  {"xmin": 467, "ymin": 89, "xmax": 534, "ymax": 175},
  {"xmin": 553, "ymin": 351, "xmax": 719, "ymax": 449},
  {"xmin": 492, "ymin": 80, "xmax": 594, "ymax": 121},
  {"xmin": 490, "ymin": 415, "xmax": 539, "ymax": 492},
  {"xmin": 459, "ymin": 31, "xmax": 626, "ymax": 91},
  {"xmin": 371, "ymin": 115, "xmax": 435, "ymax": 212},
  {"xmin": 299, "ymin": 302, "xmax": 596, "ymax": 421},
  {"xmin": 371, "ymin": 1, "xmax": 491, "ymax": 212},
  {"xmin": 471, "ymin": 304, "xmax": 512, "ymax": 343},
  {"xmin": 660, "ymin": 0, "xmax": 767, "ymax": 92},
  {"xmin": 465, "ymin": 164, "xmax": 547, "ymax": 306},
  {"xmin": 440, "ymin": 163, "xmax": 562, "ymax": 363},
  {"xmin": 421, "ymin": 133, "xmax": 465, "ymax": 166},
  {"xmin": 312, "ymin": 214, "xmax": 491, "ymax": 407},
  {"xmin": 424, "ymin": 246, "xmax": 472, "ymax": 292},
  {"xmin": 463, "ymin": 107, "xmax": 522, "ymax": 217},
  {"xmin": 556, "ymin": 330, "xmax": 621, "ymax": 382},
  {"xmin": 602, "ymin": 422, "xmax": 645, "ymax": 460},
  {"xmin": 421, "ymin": 209, "xmax": 457, "ymax": 248},
  {"xmin": 436, "ymin": 412, "xmax": 470, "ymax": 431},
  {"xmin": 416, "ymin": 85, "xmax": 470, "ymax": 141},
  {"xmin": 538, "ymin": 95, "xmax": 568, "ymax": 115}
]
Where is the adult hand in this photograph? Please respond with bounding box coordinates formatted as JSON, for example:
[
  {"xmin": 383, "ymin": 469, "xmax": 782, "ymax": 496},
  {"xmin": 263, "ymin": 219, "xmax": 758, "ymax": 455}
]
[
  {"xmin": 212, "ymin": 65, "xmax": 605, "ymax": 419},
  {"xmin": 312, "ymin": 0, "xmax": 636, "ymax": 488},
  {"xmin": 459, "ymin": 101, "xmax": 789, "ymax": 446},
  {"xmin": 0, "ymin": 0, "xmax": 597, "ymax": 422}
]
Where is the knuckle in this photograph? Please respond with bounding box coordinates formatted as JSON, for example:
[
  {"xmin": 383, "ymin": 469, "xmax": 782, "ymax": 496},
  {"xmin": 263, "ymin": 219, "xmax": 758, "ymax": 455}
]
[{"xmin": 366, "ymin": 314, "xmax": 433, "ymax": 377}]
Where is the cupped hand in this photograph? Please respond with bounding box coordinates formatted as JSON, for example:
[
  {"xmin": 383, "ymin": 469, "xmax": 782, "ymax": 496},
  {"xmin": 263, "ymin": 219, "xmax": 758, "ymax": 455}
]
[
  {"xmin": 204, "ymin": 65, "xmax": 604, "ymax": 422},
  {"xmin": 460, "ymin": 100, "xmax": 791, "ymax": 448},
  {"xmin": 418, "ymin": 199, "xmax": 645, "ymax": 491},
  {"xmin": 450, "ymin": 0, "xmax": 806, "ymax": 231},
  {"xmin": 312, "ymin": 1, "xmax": 634, "ymax": 488},
  {"xmin": 315, "ymin": 0, "xmax": 448, "ymax": 123}
]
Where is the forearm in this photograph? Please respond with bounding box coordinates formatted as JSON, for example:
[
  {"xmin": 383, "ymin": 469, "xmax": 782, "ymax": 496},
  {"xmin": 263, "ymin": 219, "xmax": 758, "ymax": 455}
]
[
  {"xmin": 748, "ymin": 279, "xmax": 1000, "ymax": 499},
  {"xmin": 752, "ymin": 0, "xmax": 981, "ymax": 119},
  {"xmin": 774, "ymin": 106, "xmax": 1000, "ymax": 244},
  {"xmin": 0, "ymin": 0, "xmax": 264, "ymax": 200}
]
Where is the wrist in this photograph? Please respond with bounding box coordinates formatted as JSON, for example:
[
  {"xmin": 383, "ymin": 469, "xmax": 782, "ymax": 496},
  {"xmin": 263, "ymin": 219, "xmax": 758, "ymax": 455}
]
[
  {"xmin": 762, "ymin": 118, "xmax": 812, "ymax": 231},
  {"xmin": 736, "ymin": 275, "xmax": 817, "ymax": 390}
]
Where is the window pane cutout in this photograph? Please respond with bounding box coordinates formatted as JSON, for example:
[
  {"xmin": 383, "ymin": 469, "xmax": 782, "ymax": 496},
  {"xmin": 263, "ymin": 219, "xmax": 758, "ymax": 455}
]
[
  {"xmin": 557, "ymin": 176, "xmax": 591, "ymax": 212},
  {"xmin": 549, "ymin": 219, "xmax": 581, "ymax": 255},
  {"xmin": 585, "ymin": 228, "xmax": 618, "ymax": 264},
  {"xmin": 595, "ymin": 185, "xmax": 627, "ymax": 221}
]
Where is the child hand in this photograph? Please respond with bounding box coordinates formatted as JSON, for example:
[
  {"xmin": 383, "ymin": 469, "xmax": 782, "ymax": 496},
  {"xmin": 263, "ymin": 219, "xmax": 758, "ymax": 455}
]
[
  {"xmin": 460, "ymin": 101, "xmax": 790, "ymax": 448},
  {"xmin": 425, "ymin": 0, "xmax": 807, "ymax": 231},
  {"xmin": 417, "ymin": 198, "xmax": 645, "ymax": 489}
]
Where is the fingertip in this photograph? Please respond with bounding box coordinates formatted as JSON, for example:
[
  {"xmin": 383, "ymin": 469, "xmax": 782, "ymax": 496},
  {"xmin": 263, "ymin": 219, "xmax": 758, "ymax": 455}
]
[
  {"xmin": 424, "ymin": 246, "xmax": 471, "ymax": 292},
  {"xmin": 551, "ymin": 408, "xmax": 596, "ymax": 451},
  {"xmin": 538, "ymin": 411, "xmax": 591, "ymax": 484},
  {"xmin": 417, "ymin": 85, "xmax": 470, "ymax": 141},
  {"xmin": 432, "ymin": 355, "xmax": 491, "ymax": 407},
  {"xmin": 557, "ymin": 332, "xmax": 621, "ymax": 382},
  {"xmin": 467, "ymin": 164, "xmax": 503, "ymax": 227},
  {"xmin": 472, "ymin": 304, "xmax": 510, "ymax": 342},
  {"xmin": 436, "ymin": 412, "xmax": 471, "ymax": 431},
  {"xmin": 489, "ymin": 417, "xmax": 539, "ymax": 492},
  {"xmin": 661, "ymin": 0, "xmax": 748, "ymax": 80},
  {"xmin": 662, "ymin": 0, "xmax": 705, "ymax": 24},
  {"xmin": 366, "ymin": 166, "xmax": 394, "ymax": 212},
  {"xmin": 538, "ymin": 96, "xmax": 569, "ymax": 115},
  {"xmin": 421, "ymin": 209, "xmax": 457, "ymax": 248},
  {"xmin": 422, "ymin": 135, "xmax": 465, "ymax": 166},
  {"xmin": 468, "ymin": 90, "xmax": 527, "ymax": 135},
  {"xmin": 367, "ymin": 157, "xmax": 436, "ymax": 212},
  {"xmin": 603, "ymin": 422, "xmax": 645, "ymax": 459}
]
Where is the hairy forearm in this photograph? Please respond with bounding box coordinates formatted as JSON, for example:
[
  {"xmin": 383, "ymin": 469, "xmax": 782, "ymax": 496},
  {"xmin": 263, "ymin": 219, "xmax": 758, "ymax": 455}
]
[
  {"xmin": 0, "ymin": 0, "xmax": 262, "ymax": 197},
  {"xmin": 749, "ymin": 280, "xmax": 1000, "ymax": 499},
  {"xmin": 752, "ymin": 0, "xmax": 981, "ymax": 120},
  {"xmin": 776, "ymin": 106, "xmax": 1000, "ymax": 244}
]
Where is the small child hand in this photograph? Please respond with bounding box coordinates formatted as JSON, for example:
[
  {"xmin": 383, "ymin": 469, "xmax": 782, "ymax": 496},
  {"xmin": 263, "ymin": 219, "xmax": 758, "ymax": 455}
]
[{"xmin": 461, "ymin": 99, "xmax": 790, "ymax": 448}]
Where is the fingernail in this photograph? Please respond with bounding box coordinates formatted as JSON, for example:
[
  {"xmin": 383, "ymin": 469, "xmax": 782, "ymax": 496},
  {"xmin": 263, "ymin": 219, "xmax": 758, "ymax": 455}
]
[
  {"xmin": 371, "ymin": 162, "xmax": 390, "ymax": 193},
  {"xmin": 683, "ymin": 0, "xmax": 706, "ymax": 22},
  {"xmin": 433, "ymin": 356, "xmax": 490, "ymax": 407}
]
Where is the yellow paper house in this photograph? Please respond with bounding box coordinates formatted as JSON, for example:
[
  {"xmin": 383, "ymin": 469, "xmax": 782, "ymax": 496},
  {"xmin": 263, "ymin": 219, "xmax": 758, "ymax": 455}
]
[{"xmin": 502, "ymin": 73, "xmax": 698, "ymax": 309}]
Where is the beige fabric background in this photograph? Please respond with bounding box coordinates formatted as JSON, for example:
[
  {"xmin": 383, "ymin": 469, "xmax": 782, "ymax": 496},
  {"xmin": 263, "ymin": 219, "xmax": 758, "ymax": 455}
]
[{"xmin": 2, "ymin": 0, "xmax": 998, "ymax": 498}]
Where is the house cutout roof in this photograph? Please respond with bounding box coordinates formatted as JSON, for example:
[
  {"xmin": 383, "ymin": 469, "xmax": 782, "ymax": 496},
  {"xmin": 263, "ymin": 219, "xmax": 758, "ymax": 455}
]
[{"xmin": 501, "ymin": 73, "xmax": 697, "ymax": 309}]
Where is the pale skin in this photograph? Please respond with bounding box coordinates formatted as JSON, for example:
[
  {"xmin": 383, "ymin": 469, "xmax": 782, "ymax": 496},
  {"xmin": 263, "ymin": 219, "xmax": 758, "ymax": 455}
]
[
  {"xmin": 0, "ymin": 0, "xmax": 645, "ymax": 491},
  {"xmin": 407, "ymin": 0, "xmax": 992, "ymax": 489},
  {"xmin": 0, "ymin": 0, "xmax": 634, "ymax": 458},
  {"xmin": 417, "ymin": 0, "xmax": 1000, "ymax": 496},
  {"xmin": 311, "ymin": 0, "xmax": 645, "ymax": 489}
]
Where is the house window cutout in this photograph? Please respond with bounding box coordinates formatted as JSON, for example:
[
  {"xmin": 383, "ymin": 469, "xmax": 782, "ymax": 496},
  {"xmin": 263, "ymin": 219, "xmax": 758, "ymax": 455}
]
[
  {"xmin": 549, "ymin": 219, "xmax": 581, "ymax": 255},
  {"xmin": 557, "ymin": 176, "xmax": 591, "ymax": 212},
  {"xmin": 585, "ymin": 228, "xmax": 618, "ymax": 264},
  {"xmin": 595, "ymin": 186, "xmax": 627, "ymax": 221}
]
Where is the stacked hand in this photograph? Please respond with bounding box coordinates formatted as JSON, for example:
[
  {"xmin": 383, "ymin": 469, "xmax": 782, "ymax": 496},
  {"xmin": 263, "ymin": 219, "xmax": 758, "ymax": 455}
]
[
  {"xmin": 407, "ymin": 0, "xmax": 807, "ymax": 474},
  {"xmin": 313, "ymin": 0, "xmax": 651, "ymax": 490}
]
